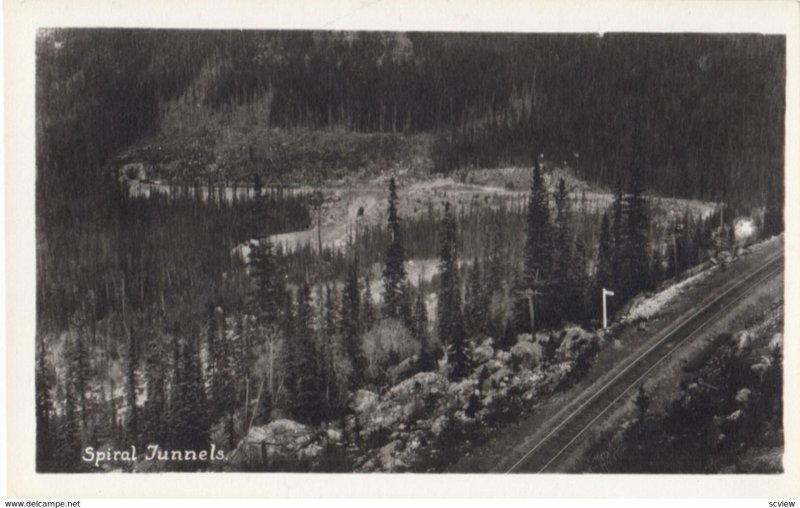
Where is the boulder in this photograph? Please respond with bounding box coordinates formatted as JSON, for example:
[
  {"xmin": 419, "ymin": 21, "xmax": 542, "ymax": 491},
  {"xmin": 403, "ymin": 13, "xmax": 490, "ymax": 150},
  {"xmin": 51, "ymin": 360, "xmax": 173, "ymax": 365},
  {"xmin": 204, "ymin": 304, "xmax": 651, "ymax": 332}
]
[
  {"xmin": 351, "ymin": 389, "xmax": 380, "ymax": 414},
  {"xmin": 735, "ymin": 388, "xmax": 752, "ymax": 405},
  {"xmin": 388, "ymin": 356, "xmax": 417, "ymax": 384},
  {"xmin": 510, "ymin": 340, "xmax": 542, "ymax": 369},
  {"xmin": 769, "ymin": 333, "xmax": 783, "ymax": 351},
  {"xmin": 557, "ymin": 326, "xmax": 597, "ymax": 361},
  {"xmin": 228, "ymin": 419, "xmax": 314, "ymax": 468},
  {"xmin": 472, "ymin": 343, "xmax": 494, "ymax": 364},
  {"xmin": 736, "ymin": 332, "xmax": 753, "ymax": 353}
]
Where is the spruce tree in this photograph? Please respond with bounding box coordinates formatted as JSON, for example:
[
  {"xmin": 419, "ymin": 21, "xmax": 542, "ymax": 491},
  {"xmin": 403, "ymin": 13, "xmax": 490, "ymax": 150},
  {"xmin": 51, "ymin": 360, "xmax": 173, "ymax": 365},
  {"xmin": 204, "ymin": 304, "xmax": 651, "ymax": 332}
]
[
  {"xmin": 247, "ymin": 239, "xmax": 282, "ymax": 325},
  {"xmin": 553, "ymin": 178, "xmax": 582, "ymax": 322},
  {"xmin": 292, "ymin": 283, "xmax": 324, "ymax": 424},
  {"xmin": 341, "ymin": 255, "xmax": 366, "ymax": 387},
  {"xmin": 437, "ymin": 202, "xmax": 471, "ymax": 380},
  {"xmin": 212, "ymin": 309, "xmax": 237, "ymax": 447},
  {"xmin": 124, "ymin": 325, "xmax": 139, "ymax": 445},
  {"xmin": 464, "ymin": 258, "xmax": 488, "ymax": 338},
  {"xmin": 611, "ymin": 180, "xmax": 631, "ymax": 301},
  {"xmin": 58, "ymin": 364, "xmax": 83, "ymax": 471},
  {"xmin": 171, "ymin": 329, "xmax": 210, "ymax": 471},
  {"xmin": 596, "ymin": 212, "xmax": 614, "ymax": 294},
  {"xmin": 382, "ymin": 177, "xmax": 408, "ymax": 319},
  {"xmin": 624, "ymin": 162, "xmax": 652, "ymax": 296},
  {"xmin": 361, "ymin": 275, "xmax": 376, "ymax": 332},
  {"xmin": 523, "ymin": 158, "xmax": 552, "ymax": 290},
  {"xmin": 205, "ymin": 304, "xmax": 218, "ymax": 408},
  {"xmin": 411, "ymin": 282, "xmax": 436, "ymax": 371},
  {"xmin": 144, "ymin": 326, "xmax": 169, "ymax": 446},
  {"xmin": 35, "ymin": 338, "xmax": 53, "ymax": 471}
]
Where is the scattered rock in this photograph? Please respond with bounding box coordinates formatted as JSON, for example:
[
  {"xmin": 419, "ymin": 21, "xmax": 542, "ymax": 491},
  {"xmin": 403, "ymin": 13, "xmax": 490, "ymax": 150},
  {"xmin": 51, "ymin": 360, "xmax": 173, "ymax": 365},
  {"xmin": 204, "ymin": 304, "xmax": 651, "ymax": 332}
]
[
  {"xmin": 388, "ymin": 356, "xmax": 417, "ymax": 384},
  {"xmin": 472, "ymin": 343, "xmax": 495, "ymax": 364},
  {"xmin": 510, "ymin": 340, "xmax": 542, "ymax": 369},
  {"xmin": 736, "ymin": 388, "xmax": 752, "ymax": 405},
  {"xmin": 727, "ymin": 409, "xmax": 743, "ymax": 422},
  {"xmin": 351, "ymin": 389, "xmax": 380, "ymax": 414}
]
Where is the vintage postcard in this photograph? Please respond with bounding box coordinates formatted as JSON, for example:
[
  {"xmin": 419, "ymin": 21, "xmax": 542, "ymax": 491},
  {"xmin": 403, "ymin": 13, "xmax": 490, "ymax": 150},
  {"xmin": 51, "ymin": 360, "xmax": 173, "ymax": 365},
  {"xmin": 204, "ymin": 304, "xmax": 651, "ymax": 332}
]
[{"xmin": 3, "ymin": 0, "xmax": 799, "ymax": 499}]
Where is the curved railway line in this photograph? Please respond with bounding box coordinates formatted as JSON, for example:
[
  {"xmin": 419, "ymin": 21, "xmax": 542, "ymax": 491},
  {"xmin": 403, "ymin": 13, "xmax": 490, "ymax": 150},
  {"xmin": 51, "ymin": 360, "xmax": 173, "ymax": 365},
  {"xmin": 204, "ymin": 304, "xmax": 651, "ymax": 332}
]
[{"xmin": 501, "ymin": 247, "xmax": 784, "ymax": 473}]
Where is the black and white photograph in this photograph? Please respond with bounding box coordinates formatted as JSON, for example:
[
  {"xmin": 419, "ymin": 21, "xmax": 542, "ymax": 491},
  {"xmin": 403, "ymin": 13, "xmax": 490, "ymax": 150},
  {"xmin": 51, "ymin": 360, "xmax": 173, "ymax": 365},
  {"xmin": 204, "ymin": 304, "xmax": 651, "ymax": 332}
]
[
  {"xmin": 30, "ymin": 26, "xmax": 787, "ymax": 475},
  {"xmin": 5, "ymin": 0, "xmax": 800, "ymax": 500}
]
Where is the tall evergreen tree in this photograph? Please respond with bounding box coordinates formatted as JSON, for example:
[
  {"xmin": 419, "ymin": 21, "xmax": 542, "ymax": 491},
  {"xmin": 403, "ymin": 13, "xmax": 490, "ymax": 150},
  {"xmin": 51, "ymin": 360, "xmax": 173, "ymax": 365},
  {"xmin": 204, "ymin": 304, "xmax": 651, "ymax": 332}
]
[
  {"xmin": 341, "ymin": 255, "xmax": 366, "ymax": 387},
  {"xmin": 211, "ymin": 308, "xmax": 237, "ymax": 447},
  {"xmin": 292, "ymin": 282, "xmax": 324, "ymax": 424},
  {"xmin": 171, "ymin": 329, "xmax": 210, "ymax": 471},
  {"xmin": 206, "ymin": 304, "xmax": 218, "ymax": 393},
  {"xmin": 411, "ymin": 278, "xmax": 436, "ymax": 371},
  {"xmin": 552, "ymin": 178, "xmax": 583, "ymax": 322},
  {"xmin": 611, "ymin": 180, "xmax": 632, "ymax": 301},
  {"xmin": 35, "ymin": 338, "xmax": 53, "ymax": 471},
  {"xmin": 624, "ymin": 162, "xmax": 652, "ymax": 296},
  {"xmin": 247, "ymin": 239, "xmax": 283, "ymax": 325},
  {"xmin": 382, "ymin": 177, "xmax": 408, "ymax": 319},
  {"xmin": 464, "ymin": 257, "xmax": 488, "ymax": 338},
  {"xmin": 143, "ymin": 324, "xmax": 169, "ymax": 446},
  {"xmin": 590, "ymin": 212, "xmax": 616, "ymax": 316},
  {"xmin": 437, "ymin": 202, "xmax": 471, "ymax": 380},
  {"xmin": 58, "ymin": 363, "xmax": 84, "ymax": 471},
  {"xmin": 361, "ymin": 275, "xmax": 376, "ymax": 332},
  {"xmin": 124, "ymin": 325, "xmax": 139, "ymax": 444},
  {"xmin": 523, "ymin": 158, "xmax": 553, "ymax": 289}
]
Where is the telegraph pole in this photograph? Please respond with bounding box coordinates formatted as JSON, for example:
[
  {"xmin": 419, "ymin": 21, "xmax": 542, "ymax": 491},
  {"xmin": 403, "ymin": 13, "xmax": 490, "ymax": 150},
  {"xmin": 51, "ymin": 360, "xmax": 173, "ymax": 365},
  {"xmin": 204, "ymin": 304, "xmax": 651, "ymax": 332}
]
[
  {"xmin": 602, "ymin": 288, "xmax": 615, "ymax": 330},
  {"xmin": 516, "ymin": 269, "xmax": 542, "ymax": 334}
]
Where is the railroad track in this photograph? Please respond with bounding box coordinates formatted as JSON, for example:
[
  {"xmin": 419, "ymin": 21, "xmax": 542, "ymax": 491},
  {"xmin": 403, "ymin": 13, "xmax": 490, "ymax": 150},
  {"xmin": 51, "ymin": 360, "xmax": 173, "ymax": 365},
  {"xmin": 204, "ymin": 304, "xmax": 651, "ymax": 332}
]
[{"xmin": 504, "ymin": 249, "xmax": 784, "ymax": 473}]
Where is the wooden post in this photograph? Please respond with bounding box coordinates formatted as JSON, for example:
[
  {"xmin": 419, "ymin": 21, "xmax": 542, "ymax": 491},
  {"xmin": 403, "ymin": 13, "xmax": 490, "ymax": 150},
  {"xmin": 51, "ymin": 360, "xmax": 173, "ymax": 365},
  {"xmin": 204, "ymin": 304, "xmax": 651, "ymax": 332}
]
[{"xmin": 602, "ymin": 288, "xmax": 615, "ymax": 330}]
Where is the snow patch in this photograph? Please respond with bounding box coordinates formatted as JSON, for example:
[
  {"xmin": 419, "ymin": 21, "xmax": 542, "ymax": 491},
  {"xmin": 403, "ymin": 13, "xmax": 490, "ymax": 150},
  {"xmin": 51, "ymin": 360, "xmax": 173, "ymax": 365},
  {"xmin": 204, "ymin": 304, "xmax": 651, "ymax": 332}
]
[{"xmin": 624, "ymin": 269, "xmax": 713, "ymax": 322}]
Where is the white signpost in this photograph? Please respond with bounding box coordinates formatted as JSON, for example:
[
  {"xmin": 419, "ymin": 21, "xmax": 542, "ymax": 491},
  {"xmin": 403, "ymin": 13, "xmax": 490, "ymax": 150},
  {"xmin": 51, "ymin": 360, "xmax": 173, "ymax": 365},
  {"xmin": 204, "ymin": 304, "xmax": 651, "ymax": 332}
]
[{"xmin": 602, "ymin": 288, "xmax": 615, "ymax": 330}]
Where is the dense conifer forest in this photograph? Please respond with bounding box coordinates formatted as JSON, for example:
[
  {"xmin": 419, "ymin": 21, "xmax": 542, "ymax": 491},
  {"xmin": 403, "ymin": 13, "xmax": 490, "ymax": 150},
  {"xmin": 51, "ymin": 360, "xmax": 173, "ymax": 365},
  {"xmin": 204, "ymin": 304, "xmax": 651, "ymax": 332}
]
[{"xmin": 35, "ymin": 29, "xmax": 784, "ymax": 472}]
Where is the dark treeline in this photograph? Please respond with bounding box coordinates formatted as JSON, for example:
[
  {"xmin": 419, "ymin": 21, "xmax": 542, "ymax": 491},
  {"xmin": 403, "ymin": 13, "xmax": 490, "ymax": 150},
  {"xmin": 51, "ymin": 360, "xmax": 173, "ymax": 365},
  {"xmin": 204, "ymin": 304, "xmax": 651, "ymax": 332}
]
[
  {"xmin": 38, "ymin": 30, "xmax": 784, "ymax": 207},
  {"xmin": 35, "ymin": 29, "xmax": 784, "ymax": 472},
  {"xmin": 37, "ymin": 184, "xmax": 311, "ymax": 333}
]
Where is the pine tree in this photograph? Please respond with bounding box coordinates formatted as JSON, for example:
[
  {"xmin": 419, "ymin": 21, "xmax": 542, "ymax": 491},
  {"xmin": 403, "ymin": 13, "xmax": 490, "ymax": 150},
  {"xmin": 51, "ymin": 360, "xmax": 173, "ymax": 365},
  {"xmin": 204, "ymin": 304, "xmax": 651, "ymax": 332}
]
[
  {"xmin": 763, "ymin": 175, "xmax": 784, "ymax": 236},
  {"xmin": 624, "ymin": 162, "xmax": 652, "ymax": 296},
  {"xmin": 341, "ymin": 255, "xmax": 366, "ymax": 387},
  {"xmin": 170, "ymin": 328, "xmax": 210, "ymax": 471},
  {"xmin": 58, "ymin": 363, "xmax": 84, "ymax": 471},
  {"xmin": 211, "ymin": 308, "xmax": 237, "ymax": 447},
  {"xmin": 361, "ymin": 275, "xmax": 376, "ymax": 332},
  {"xmin": 412, "ymin": 284, "xmax": 436, "ymax": 372},
  {"xmin": 35, "ymin": 337, "xmax": 53, "ymax": 471},
  {"xmin": 596, "ymin": 212, "xmax": 614, "ymax": 294},
  {"xmin": 437, "ymin": 202, "xmax": 471, "ymax": 380},
  {"xmin": 68, "ymin": 311, "xmax": 91, "ymax": 434},
  {"xmin": 124, "ymin": 325, "xmax": 139, "ymax": 445},
  {"xmin": 205, "ymin": 304, "xmax": 218, "ymax": 410},
  {"xmin": 552, "ymin": 178, "xmax": 583, "ymax": 323},
  {"xmin": 292, "ymin": 282, "xmax": 324, "ymax": 424},
  {"xmin": 523, "ymin": 158, "xmax": 553, "ymax": 290},
  {"xmin": 143, "ymin": 325, "xmax": 169, "ymax": 446},
  {"xmin": 611, "ymin": 180, "xmax": 631, "ymax": 301},
  {"xmin": 320, "ymin": 285, "xmax": 343, "ymax": 421},
  {"xmin": 464, "ymin": 257, "xmax": 488, "ymax": 338},
  {"xmin": 382, "ymin": 177, "xmax": 408, "ymax": 319},
  {"xmin": 248, "ymin": 239, "xmax": 282, "ymax": 325}
]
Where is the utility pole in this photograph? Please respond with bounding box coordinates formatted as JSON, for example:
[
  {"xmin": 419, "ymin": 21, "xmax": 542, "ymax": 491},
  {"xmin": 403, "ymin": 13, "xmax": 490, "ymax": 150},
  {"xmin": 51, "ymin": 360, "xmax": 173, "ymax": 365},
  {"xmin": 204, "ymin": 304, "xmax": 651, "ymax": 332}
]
[
  {"xmin": 602, "ymin": 288, "xmax": 615, "ymax": 330},
  {"xmin": 516, "ymin": 269, "xmax": 541, "ymax": 334}
]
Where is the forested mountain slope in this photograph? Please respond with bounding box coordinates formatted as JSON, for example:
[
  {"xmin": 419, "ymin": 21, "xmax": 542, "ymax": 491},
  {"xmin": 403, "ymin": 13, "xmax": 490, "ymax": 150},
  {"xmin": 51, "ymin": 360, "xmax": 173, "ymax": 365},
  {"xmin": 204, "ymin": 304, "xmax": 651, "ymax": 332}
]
[{"xmin": 37, "ymin": 30, "xmax": 785, "ymax": 208}]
